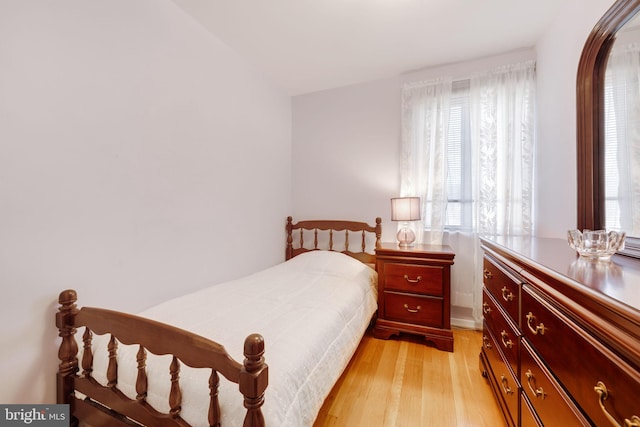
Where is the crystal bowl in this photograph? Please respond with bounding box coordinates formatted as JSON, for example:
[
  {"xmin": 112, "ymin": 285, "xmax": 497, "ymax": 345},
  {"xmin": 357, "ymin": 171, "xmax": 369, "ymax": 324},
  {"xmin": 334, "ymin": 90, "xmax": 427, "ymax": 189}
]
[{"xmin": 567, "ymin": 229, "xmax": 626, "ymax": 260}]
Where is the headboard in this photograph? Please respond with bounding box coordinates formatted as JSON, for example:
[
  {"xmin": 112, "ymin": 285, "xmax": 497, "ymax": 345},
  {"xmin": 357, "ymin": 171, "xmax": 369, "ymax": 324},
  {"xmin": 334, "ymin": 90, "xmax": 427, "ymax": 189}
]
[{"xmin": 285, "ymin": 216, "xmax": 382, "ymax": 265}]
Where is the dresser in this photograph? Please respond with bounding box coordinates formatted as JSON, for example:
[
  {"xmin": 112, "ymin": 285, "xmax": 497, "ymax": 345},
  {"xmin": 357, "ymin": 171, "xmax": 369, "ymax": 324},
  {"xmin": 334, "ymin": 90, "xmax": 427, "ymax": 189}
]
[
  {"xmin": 479, "ymin": 236, "xmax": 640, "ymax": 427},
  {"xmin": 373, "ymin": 243, "xmax": 455, "ymax": 352}
]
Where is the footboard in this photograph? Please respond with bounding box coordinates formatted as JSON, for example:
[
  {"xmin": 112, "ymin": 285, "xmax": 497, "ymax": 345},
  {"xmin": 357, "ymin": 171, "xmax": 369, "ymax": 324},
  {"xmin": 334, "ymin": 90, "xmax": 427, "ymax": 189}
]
[{"xmin": 56, "ymin": 290, "xmax": 268, "ymax": 427}]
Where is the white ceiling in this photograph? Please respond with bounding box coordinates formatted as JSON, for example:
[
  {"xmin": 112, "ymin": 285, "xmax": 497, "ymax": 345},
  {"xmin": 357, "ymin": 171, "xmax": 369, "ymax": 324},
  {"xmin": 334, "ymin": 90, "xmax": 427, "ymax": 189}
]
[{"xmin": 171, "ymin": 0, "xmax": 567, "ymax": 96}]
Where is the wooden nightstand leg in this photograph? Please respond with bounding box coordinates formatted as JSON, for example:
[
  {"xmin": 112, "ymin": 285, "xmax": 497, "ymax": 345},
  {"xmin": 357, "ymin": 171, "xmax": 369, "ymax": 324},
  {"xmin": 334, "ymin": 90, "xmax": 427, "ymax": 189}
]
[
  {"xmin": 373, "ymin": 325, "xmax": 400, "ymax": 340},
  {"xmin": 374, "ymin": 321, "xmax": 454, "ymax": 352}
]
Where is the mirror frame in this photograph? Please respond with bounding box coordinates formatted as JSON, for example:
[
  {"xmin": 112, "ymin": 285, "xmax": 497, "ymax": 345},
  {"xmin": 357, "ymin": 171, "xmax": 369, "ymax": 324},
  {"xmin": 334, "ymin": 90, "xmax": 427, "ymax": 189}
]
[{"xmin": 577, "ymin": 0, "xmax": 640, "ymax": 258}]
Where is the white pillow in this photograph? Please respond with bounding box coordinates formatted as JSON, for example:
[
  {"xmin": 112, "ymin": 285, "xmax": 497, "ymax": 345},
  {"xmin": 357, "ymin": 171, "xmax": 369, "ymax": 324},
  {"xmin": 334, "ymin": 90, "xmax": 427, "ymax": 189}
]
[{"xmin": 285, "ymin": 250, "xmax": 374, "ymax": 279}]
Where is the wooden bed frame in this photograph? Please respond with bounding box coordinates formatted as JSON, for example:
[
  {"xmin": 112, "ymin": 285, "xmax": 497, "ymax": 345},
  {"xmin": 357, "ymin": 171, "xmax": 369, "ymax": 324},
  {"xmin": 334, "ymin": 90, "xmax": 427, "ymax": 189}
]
[{"xmin": 57, "ymin": 217, "xmax": 381, "ymax": 427}]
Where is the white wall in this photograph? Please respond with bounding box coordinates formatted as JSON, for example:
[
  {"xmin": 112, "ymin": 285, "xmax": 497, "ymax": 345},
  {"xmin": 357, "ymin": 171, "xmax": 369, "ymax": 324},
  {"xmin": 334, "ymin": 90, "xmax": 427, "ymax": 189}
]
[
  {"xmin": 535, "ymin": 0, "xmax": 614, "ymax": 236},
  {"xmin": 0, "ymin": 0, "xmax": 291, "ymax": 404},
  {"xmin": 292, "ymin": 0, "xmax": 617, "ymax": 325},
  {"xmin": 292, "ymin": 78, "xmax": 401, "ymax": 242}
]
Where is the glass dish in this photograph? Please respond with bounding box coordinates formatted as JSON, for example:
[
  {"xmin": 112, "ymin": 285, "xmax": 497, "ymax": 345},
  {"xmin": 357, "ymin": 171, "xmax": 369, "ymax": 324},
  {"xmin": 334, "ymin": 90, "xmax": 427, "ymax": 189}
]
[{"xmin": 567, "ymin": 229, "xmax": 626, "ymax": 261}]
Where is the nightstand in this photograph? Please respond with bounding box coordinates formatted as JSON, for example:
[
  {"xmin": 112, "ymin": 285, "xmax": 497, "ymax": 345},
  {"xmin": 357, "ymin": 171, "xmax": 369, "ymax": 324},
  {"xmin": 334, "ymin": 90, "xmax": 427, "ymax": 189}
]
[{"xmin": 373, "ymin": 242, "xmax": 455, "ymax": 352}]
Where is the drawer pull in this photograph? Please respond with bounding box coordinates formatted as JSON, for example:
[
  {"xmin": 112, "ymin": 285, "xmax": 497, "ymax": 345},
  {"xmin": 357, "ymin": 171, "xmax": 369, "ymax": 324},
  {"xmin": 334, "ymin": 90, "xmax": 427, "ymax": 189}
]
[
  {"xmin": 500, "ymin": 375, "xmax": 514, "ymax": 396},
  {"xmin": 526, "ymin": 312, "xmax": 547, "ymax": 335},
  {"xmin": 525, "ymin": 369, "xmax": 547, "ymax": 400},
  {"xmin": 483, "ymin": 269, "xmax": 493, "ymax": 279},
  {"xmin": 403, "ymin": 274, "xmax": 422, "ymax": 284},
  {"xmin": 403, "ymin": 303, "xmax": 421, "ymax": 313},
  {"xmin": 594, "ymin": 381, "xmax": 640, "ymax": 427},
  {"xmin": 482, "ymin": 335, "xmax": 492, "ymax": 350},
  {"xmin": 500, "ymin": 330, "xmax": 514, "ymax": 349},
  {"xmin": 501, "ymin": 286, "xmax": 515, "ymax": 302},
  {"xmin": 482, "ymin": 303, "xmax": 492, "ymax": 315}
]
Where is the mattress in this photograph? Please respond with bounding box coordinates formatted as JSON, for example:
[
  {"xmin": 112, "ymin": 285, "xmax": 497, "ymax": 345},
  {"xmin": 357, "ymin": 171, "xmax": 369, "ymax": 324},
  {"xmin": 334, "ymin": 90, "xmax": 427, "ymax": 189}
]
[{"xmin": 88, "ymin": 250, "xmax": 378, "ymax": 426}]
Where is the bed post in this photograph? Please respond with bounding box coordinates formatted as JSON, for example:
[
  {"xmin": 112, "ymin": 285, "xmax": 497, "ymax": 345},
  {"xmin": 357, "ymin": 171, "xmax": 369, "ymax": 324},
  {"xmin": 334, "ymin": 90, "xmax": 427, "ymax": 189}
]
[
  {"xmin": 56, "ymin": 290, "xmax": 79, "ymax": 426},
  {"xmin": 375, "ymin": 217, "xmax": 382, "ymax": 248},
  {"xmin": 286, "ymin": 216, "xmax": 294, "ymax": 260},
  {"xmin": 239, "ymin": 333, "xmax": 268, "ymax": 427}
]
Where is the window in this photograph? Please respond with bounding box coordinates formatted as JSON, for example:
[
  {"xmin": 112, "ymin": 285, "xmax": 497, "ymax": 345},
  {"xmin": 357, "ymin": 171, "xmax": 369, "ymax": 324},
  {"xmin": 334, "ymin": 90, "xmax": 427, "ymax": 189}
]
[
  {"xmin": 401, "ymin": 59, "xmax": 535, "ymax": 240},
  {"xmin": 445, "ymin": 80, "xmax": 472, "ymax": 230},
  {"xmin": 401, "ymin": 60, "xmax": 535, "ymax": 326}
]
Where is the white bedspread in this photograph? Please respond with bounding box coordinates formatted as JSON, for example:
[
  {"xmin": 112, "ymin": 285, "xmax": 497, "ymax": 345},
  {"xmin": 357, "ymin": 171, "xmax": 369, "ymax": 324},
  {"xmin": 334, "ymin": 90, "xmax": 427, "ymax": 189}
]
[{"xmin": 89, "ymin": 251, "xmax": 378, "ymax": 427}]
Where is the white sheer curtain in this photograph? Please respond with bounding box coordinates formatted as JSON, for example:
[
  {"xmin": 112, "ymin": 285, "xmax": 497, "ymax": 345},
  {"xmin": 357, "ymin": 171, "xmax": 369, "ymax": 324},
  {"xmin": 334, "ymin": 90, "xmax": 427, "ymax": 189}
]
[
  {"xmin": 470, "ymin": 60, "xmax": 536, "ymax": 237},
  {"xmin": 605, "ymin": 43, "xmax": 640, "ymax": 235},
  {"xmin": 400, "ymin": 61, "xmax": 536, "ymax": 328},
  {"xmin": 400, "ymin": 78, "xmax": 452, "ymax": 244}
]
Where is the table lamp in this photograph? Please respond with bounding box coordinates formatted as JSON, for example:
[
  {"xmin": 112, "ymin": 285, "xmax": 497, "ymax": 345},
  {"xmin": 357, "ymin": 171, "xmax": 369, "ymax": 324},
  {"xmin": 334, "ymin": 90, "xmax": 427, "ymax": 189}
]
[{"xmin": 391, "ymin": 197, "xmax": 421, "ymax": 247}]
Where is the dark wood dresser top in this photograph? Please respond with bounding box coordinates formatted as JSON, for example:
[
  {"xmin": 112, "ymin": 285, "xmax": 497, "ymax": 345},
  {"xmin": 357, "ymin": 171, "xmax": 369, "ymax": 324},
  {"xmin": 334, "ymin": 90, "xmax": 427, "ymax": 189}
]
[
  {"xmin": 480, "ymin": 236, "xmax": 640, "ymax": 311},
  {"xmin": 480, "ymin": 236, "xmax": 640, "ymax": 358}
]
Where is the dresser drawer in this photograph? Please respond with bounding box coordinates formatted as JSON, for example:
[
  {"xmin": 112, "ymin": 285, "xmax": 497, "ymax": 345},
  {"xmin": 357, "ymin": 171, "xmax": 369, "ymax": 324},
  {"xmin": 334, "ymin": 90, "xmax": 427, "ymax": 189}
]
[
  {"xmin": 521, "ymin": 394, "xmax": 542, "ymax": 427},
  {"xmin": 383, "ymin": 291, "xmax": 443, "ymax": 327},
  {"xmin": 483, "ymin": 323, "xmax": 519, "ymax": 426},
  {"xmin": 521, "ymin": 285, "xmax": 640, "ymax": 427},
  {"xmin": 483, "ymin": 255, "xmax": 521, "ymax": 325},
  {"xmin": 520, "ymin": 339, "xmax": 590, "ymax": 426},
  {"xmin": 483, "ymin": 288, "xmax": 520, "ymax": 375},
  {"xmin": 382, "ymin": 262, "xmax": 444, "ymax": 296}
]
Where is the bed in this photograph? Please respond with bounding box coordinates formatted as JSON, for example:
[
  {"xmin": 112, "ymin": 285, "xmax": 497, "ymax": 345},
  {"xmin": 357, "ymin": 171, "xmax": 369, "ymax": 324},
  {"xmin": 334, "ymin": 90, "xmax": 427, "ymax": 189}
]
[{"xmin": 56, "ymin": 217, "xmax": 382, "ymax": 427}]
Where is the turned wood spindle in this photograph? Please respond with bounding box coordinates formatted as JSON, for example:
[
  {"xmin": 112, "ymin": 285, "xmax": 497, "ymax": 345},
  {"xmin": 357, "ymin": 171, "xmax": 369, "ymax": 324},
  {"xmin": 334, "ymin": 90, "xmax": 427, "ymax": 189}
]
[
  {"xmin": 314, "ymin": 228, "xmax": 318, "ymax": 249},
  {"xmin": 56, "ymin": 290, "xmax": 79, "ymax": 404},
  {"xmin": 286, "ymin": 216, "xmax": 294, "ymax": 259},
  {"xmin": 240, "ymin": 334, "xmax": 268, "ymax": 427},
  {"xmin": 361, "ymin": 230, "xmax": 366, "ymax": 252},
  {"xmin": 344, "ymin": 230, "xmax": 349, "ymax": 252},
  {"xmin": 169, "ymin": 356, "xmax": 182, "ymax": 417},
  {"xmin": 329, "ymin": 229, "xmax": 334, "ymax": 250},
  {"xmin": 81, "ymin": 328, "xmax": 93, "ymax": 377},
  {"xmin": 209, "ymin": 370, "xmax": 221, "ymax": 427},
  {"xmin": 135, "ymin": 345, "xmax": 148, "ymax": 401},
  {"xmin": 107, "ymin": 335, "xmax": 118, "ymax": 388}
]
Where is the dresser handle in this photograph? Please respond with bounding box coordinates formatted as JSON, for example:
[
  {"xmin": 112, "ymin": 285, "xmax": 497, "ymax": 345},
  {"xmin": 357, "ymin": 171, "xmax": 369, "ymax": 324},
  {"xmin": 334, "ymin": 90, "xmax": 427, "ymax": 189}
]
[
  {"xmin": 525, "ymin": 370, "xmax": 547, "ymax": 400},
  {"xmin": 501, "ymin": 286, "xmax": 515, "ymax": 302},
  {"xmin": 500, "ymin": 375, "xmax": 514, "ymax": 395},
  {"xmin": 483, "ymin": 269, "xmax": 493, "ymax": 279},
  {"xmin": 403, "ymin": 304, "xmax": 421, "ymax": 313},
  {"xmin": 403, "ymin": 274, "xmax": 422, "ymax": 284},
  {"xmin": 594, "ymin": 381, "xmax": 640, "ymax": 427},
  {"xmin": 482, "ymin": 335, "xmax": 492, "ymax": 350},
  {"xmin": 500, "ymin": 330, "xmax": 514, "ymax": 349},
  {"xmin": 482, "ymin": 303, "xmax": 492, "ymax": 315},
  {"xmin": 526, "ymin": 312, "xmax": 547, "ymax": 335}
]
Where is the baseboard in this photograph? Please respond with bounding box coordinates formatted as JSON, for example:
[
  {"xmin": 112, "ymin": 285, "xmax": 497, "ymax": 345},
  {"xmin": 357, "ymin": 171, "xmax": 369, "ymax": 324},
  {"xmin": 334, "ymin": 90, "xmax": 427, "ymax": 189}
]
[{"xmin": 451, "ymin": 317, "xmax": 481, "ymax": 330}]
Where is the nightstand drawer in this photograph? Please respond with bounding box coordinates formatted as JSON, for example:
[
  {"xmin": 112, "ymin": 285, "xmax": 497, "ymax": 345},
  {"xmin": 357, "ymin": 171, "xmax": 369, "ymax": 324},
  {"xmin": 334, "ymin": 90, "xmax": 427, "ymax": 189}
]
[
  {"xmin": 383, "ymin": 292, "xmax": 443, "ymax": 327},
  {"xmin": 383, "ymin": 262, "xmax": 444, "ymax": 296}
]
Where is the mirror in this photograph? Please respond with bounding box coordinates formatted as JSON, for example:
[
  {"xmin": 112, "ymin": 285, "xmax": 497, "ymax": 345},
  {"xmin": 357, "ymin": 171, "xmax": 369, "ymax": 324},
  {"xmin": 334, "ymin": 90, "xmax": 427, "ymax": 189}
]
[
  {"xmin": 577, "ymin": 0, "xmax": 640, "ymax": 258},
  {"xmin": 604, "ymin": 14, "xmax": 640, "ymax": 237}
]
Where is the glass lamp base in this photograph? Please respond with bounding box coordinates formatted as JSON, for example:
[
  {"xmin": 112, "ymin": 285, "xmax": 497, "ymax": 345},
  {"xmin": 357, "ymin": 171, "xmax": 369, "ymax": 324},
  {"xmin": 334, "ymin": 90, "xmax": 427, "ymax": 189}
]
[{"xmin": 397, "ymin": 226, "xmax": 416, "ymax": 248}]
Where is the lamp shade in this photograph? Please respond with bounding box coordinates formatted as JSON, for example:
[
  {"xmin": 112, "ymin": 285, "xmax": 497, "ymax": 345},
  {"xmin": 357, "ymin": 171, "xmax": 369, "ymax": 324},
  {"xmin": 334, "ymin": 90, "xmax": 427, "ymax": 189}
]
[{"xmin": 391, "ymin": 197, "xmax": 421, "ymax": 221}]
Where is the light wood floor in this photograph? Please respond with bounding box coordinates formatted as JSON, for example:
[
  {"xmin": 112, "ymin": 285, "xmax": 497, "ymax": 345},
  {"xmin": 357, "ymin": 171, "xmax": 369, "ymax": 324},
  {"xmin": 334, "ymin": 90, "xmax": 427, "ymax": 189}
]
[{"xmin": 314, "ymin": 328, "xmax": 506, "ymax": 427}]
